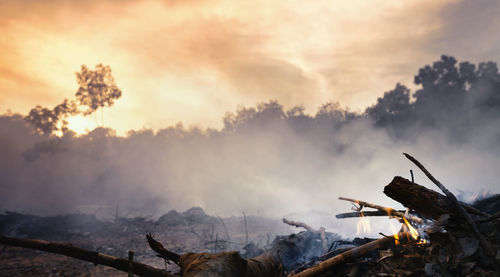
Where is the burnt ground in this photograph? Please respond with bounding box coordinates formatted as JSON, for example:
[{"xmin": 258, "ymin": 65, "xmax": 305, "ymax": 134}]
[{"xmin": 0, "ymin": 207, "xmax": 294, "ymax": 276}]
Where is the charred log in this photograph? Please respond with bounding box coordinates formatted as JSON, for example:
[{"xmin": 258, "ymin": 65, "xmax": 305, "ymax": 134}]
[{"xmin": 384, "ymin": 176, "xmax": 487, "ymax": 220}]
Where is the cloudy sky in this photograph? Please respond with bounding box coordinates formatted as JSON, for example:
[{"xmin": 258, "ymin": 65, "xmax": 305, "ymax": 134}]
[{"xmin": 1, "ymin": 0, "xmax": 499, "ymax": 134}]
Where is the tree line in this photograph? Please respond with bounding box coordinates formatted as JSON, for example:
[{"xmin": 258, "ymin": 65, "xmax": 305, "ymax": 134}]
[{"xmin": 23, "ymin": 55, "xmax": 500, "ymax": 139}]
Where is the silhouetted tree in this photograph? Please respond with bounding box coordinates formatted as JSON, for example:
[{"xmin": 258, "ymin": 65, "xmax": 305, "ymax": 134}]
[
  {"xmin": 366, "ymin": 83, "xmax": 411, "ymax": 127},
  {"xmin": 315, "ymin": 102, "xmax": 355, "ymax": 128},
  {"xmin": 25, "ymin": 106, "xmax": 59, "ymax": 135},
  {"xmin": 412, "ymin": 55, "xmax": 467, "ymax": 119},
  {"xmin": 472, "ymin": 61, "xmax": 500, "ymax": 112},
  {"xmin": 365, "ymin": 55, "xmax": 500, "ymax": 140},
  {"xmin": 75, "ymin": 64, "xmax": 122, "ymax": 126},
  {"xmin": 25, "ymin": 99, "xmax": 78, "ymax": 135}
]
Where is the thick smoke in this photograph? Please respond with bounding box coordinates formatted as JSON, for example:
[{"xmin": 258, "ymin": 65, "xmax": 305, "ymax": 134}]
[{"xmin": 1, "ymin": 56, "xmax": 499, "ymax": 236}]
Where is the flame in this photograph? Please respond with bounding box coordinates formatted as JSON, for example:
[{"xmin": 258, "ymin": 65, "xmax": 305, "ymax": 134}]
[
  {"xmin": 394, "ymin": 233, "xmax": 400, "ymax": 245},
  {"xmin": 390, "ymin": 220, "xmax": 400, "ymax": 245},
  {"xmin": 403, "ymin": 217, "xmax": 428, "ymax": 244},
  {"xmin": 403, "ymin": 218, "xmax": 419, "ymax": 240},
  {"xmin": 389, "ymin": 218, "xmax": 428, "ymax": 245},
  {"xmin": 355, "ymin": 212, "xmax": 371, "ymax": 235}
]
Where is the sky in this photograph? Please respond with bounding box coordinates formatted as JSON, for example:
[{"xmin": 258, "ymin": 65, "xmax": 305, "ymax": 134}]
[{"xmin": 1, "ymin": 0, "xmax": 500, "ymax": 134}]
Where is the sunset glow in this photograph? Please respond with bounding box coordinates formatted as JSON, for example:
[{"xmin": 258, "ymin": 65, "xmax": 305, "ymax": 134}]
[{"xmin": 1, "ymin": 0, "xmax": 498, "ymax": 134}]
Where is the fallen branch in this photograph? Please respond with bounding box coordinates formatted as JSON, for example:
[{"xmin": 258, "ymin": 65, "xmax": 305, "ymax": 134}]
[
  {"xmin": 338, "ymin": 197, "xmax": 424, "ymax": 224},
  {"xmin": 0, "ymin": 236, "xmax": 176, "ymax": 277},
  {"xmin": 403, "ymin": 153, "xmax": 494, "ymax": 257},
  {"xmin": 289, "ymin": 233, "xmax": 401, "ymax": 277},
  {"xmin": 146, "ymin": 233, "xmax": 180, "ymax": 264},
  {"xmin": 283, "ymin": 218, "xmax": 328, "ymax": 253}
]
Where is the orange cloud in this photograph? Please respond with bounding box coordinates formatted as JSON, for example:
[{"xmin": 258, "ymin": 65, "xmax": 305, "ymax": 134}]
[{"xmin": 0, "ymin": 0, "xmax": 466, "ymax": 134}]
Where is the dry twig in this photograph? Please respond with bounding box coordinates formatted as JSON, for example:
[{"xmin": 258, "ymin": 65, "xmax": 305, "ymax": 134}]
[
  {"xmin": 338, "ymin": 197, "xmax": 424, "ymax": 224},
  {"xmin": 283, "ymin": 218, "xmax": 328, "ymax": 254}
]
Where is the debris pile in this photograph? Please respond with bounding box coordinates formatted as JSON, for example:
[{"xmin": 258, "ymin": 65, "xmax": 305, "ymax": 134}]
[{"xmin": 1, "ymin": 153, "xmax": 499, "ymax": 276}]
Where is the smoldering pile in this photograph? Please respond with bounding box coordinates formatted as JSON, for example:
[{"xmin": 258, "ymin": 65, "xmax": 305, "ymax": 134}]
[
  {"xmin": 137, "ymin": 153, "xmax": 500, "ymax": 276},
  {"xmin": 1, "ymin": 153, "xmax": 500, "ymax": 277}
]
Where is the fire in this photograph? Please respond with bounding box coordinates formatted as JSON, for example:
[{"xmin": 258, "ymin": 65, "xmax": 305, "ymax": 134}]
[
  {"xmin": 403, "ymin": 218, "xmax": 419, "ymax": 241},
  {"xmin": 390, "ymin": 221, "xmax": 400, "ymax": 245},
  {"xmin": 390, "ymin": 217, "xmax": 428, "ymax": 245},
  {"xmin": 355, "ymin": 212, "xmax": 371, "ymax": 235}
]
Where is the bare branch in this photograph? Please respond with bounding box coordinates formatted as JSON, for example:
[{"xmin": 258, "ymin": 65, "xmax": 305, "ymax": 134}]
[
  {"xmin": 338, "ymin": 197, "xmax": 423, "ymax": 224},
  {"xmin": 146, "ymin": 233, "xmax": 180, "ymax": 265},
  {"xmin": 335, "ymin": 210, "xmax": 404, "ymax": 219},
  {"xmin": 283, "ymin": 218, "xmax": 328, "ymax": 254}
]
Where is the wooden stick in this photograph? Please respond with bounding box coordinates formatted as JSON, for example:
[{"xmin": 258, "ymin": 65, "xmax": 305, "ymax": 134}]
[
  {"xmin": 288, "ymin": 234, "xmax": 398, "ymax": 277},
  {"xmin": 128, "ymin": 251, "xmax": 134, "ymax": 277},
  {"xmin": 146, "ymin": 234, "xmax": 180, "ymax": 264},
  {"xmin": 243, "ymin": 211, "xmax": 249, "ymax": 244},
  {"xmin": 283, "ymin": 218, "xmax": 328, "ymax": 254},
  {"xmin": 319, "ymin": 227, "xmax": 328, "ymax": 254},
  {"xmin": 283, "ymin": 218, "xmax": 316, "ymax": 232},
  {"xmin": 335, "ymin": 211, "xmax": 405, "ymax": 219},
  {"xmin": 0, "ymin": 236, "xmax": 175, "ymax": 277},
  {"xmin": 338, "ymin": 197, "xmax": 424, "ymax": 224},
  {"xmin": 403, "ymin": 153, "xmax": 493, "ymax": 256}
]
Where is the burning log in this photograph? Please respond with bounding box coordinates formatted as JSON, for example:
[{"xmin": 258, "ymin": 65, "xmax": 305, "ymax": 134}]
[
  {"xmin": 403, "ymin": 153, "xmax": 493, "ymax": 257},
  {"xmin": 384, "ymin": 176, "xmax": 488, "ymax": 220},
  {"xmin": 0, "ymin": 235, "xmax": 176, "ymax": 277},
  {"xmin": 384, "ymin": 176, "xmax": 453, "ymax": 220},
  {"xmin": 388, "ymin": 153, "xmax": 495, "ymax": 257},
  {"xmin": 289, "ymin": 233, "xmax": 404, "ymax": 277}
]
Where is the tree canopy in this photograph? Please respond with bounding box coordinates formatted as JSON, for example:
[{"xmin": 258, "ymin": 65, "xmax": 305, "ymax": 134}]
[{"xmin": 75, "ymin": 64, "xmax": 122, "ymax": 116}]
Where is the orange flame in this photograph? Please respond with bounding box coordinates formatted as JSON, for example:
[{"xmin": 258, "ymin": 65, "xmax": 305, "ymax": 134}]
[
  {"xmin": 390, "ymin": 220, "xmax": 400, "ymax": 245},
  {"xmin": 403, "ymin": 218, "xmax": 419, "ymax": 240},
  {"xmin": 355, "ymin": 212, "xmax": 371, "ymax": 235},
  {"xmin": 403, "ymin": 217, "xmax": 428, "ymax": 244},
  {"xmin": 389, "ymin": 218, "xmax": 428, "ymax": 245}
]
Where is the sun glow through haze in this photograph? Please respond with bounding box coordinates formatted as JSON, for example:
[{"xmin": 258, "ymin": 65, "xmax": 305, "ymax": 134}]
[{"xmin": 1, "ymin": 0, "xmax": 485, "ymax": 134}]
